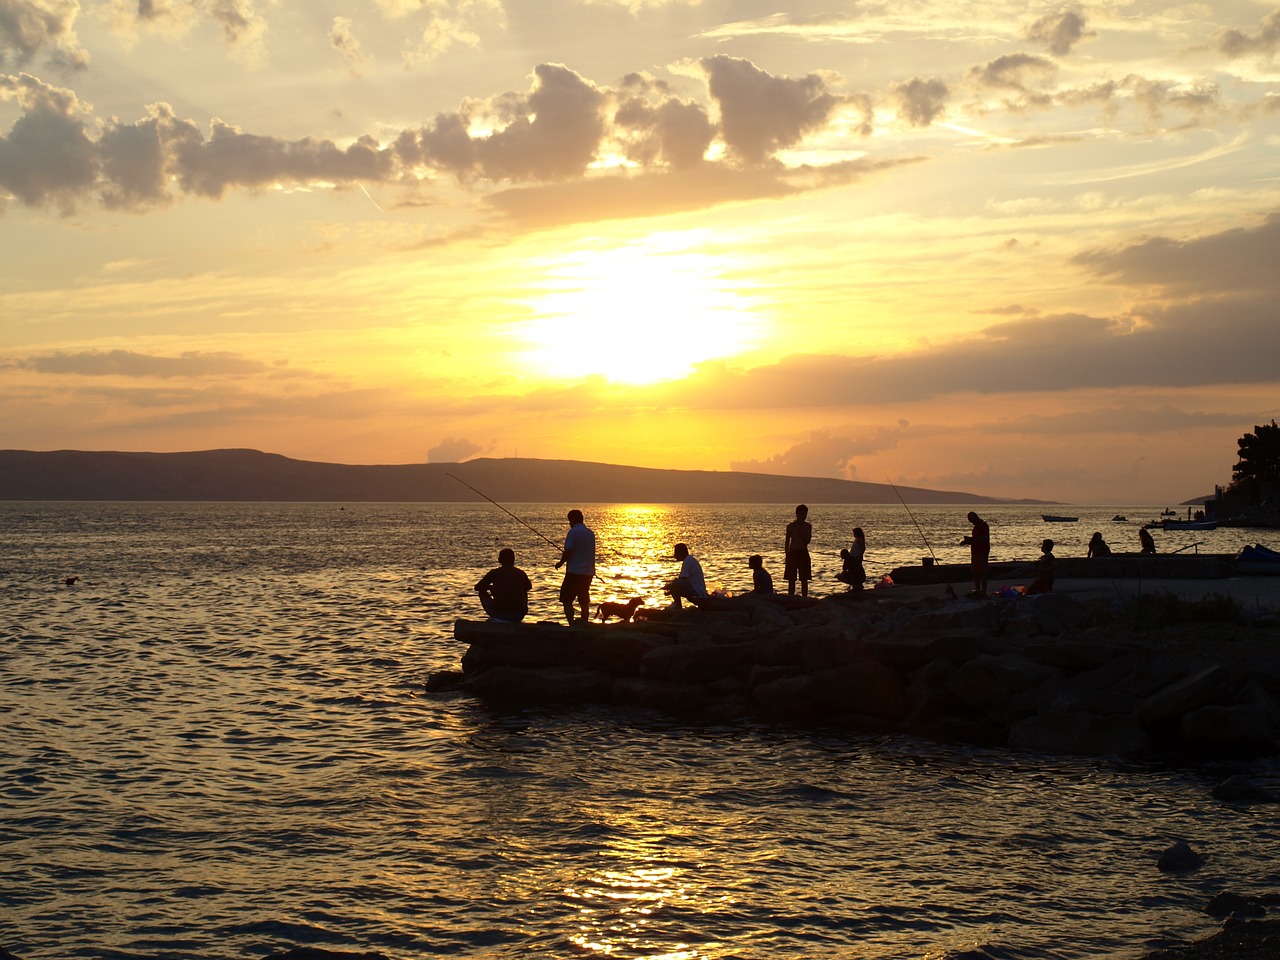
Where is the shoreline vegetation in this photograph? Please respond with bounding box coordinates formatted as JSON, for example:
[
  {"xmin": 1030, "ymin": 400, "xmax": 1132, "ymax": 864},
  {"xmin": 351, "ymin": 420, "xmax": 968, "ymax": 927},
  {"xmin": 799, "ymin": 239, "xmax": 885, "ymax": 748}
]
[{"xmin": 0, "ymin": 448, "xmax": 1047, "ymax": 503}]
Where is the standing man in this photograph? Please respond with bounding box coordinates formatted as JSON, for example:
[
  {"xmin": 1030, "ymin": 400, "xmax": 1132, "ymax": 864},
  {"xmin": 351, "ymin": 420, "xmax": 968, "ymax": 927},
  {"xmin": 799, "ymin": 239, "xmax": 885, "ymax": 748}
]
[
  {"xmin": 474, "ymin": 548, "xmax": 533, "ymax": 622},
  {"xmin": 555, "ymin": 508, "xmax": 596, "ymax": 625},
  {"xmin": 963, "ymin": 511, "xmax": 990, "ymax": 598},
  {"xmin": 784, "ymin": 504, "xmax": 812, "ymax": 597}
]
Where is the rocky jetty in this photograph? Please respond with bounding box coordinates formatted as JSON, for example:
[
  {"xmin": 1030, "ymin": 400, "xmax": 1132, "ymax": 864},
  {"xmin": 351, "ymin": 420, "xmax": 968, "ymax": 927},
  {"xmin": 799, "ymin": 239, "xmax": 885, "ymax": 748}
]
[{"xmin": 436, "ymin": 591, "xmax": 1280, "ymax": 759}]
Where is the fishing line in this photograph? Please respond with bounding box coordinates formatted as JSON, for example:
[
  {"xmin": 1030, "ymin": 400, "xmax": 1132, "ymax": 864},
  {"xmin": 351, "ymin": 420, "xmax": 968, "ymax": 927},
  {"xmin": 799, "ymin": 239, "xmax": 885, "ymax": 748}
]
[
  {"xmin": 447, "ymin": 472, "xmax": 609, "ymax": 584},
  {"xmin": 887, "ymin": 476, "xmax": 959, "ymax": 598},
  {"xmin": 447, "ymin": 473, "xmax": 561, "ymax": 551}
]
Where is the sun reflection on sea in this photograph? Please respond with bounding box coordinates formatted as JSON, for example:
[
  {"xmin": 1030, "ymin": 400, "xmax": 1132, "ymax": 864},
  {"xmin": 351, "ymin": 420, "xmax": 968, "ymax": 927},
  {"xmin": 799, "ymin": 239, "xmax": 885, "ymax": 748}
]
[
  {"xmin": 591, "ymin": 505, "xmax": 679, "ymax": 607},
  {"xmin": 566, "ymin": 835, "xmax": 700, "ymax": 959}
]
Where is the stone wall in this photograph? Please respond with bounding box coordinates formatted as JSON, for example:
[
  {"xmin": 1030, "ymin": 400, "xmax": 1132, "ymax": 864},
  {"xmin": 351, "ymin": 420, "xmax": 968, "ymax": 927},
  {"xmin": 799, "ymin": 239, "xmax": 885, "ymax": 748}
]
[{"xmin": 435, "ymin": 592, "xmax": 1280, "ymax": 759}]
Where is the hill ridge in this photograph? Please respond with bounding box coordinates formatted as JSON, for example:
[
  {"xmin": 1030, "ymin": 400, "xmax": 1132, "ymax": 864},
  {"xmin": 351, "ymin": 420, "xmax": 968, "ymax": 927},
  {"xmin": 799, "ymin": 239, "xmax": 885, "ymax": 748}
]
[{"xmin": 0, "ymin": 449, "xmax": 1041, "ymax": 504}]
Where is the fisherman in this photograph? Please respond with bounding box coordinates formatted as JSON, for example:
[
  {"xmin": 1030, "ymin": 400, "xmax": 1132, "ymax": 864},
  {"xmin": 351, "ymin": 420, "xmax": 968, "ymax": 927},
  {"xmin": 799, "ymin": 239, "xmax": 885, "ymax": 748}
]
[
  {"xmin": 784, "ymin": 504, "xmax": 812, "ymax": 597},
  {"xmin": 664, "ymin": 542, "xmax": 707, "ymax": 609},
  {"xmin": 747, "ymin": 554, "xmax": 774, "ymax": 595},
  {"xmin": 962, "ymin": 511, "xmax": 990, "ymax": 598},
  {"xmin": 474, "ymin": 548, "xmax": 533, "ymax": 622},
  {"xmin": 555, "ymin": 509, "xmax": 596, "ymax": 625}
]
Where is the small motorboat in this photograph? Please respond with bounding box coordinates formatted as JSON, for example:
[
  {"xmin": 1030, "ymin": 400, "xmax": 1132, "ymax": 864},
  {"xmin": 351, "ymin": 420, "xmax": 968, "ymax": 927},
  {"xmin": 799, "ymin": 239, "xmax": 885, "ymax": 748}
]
[
  {"xmin": 1111, "ymin": 515, "xmax": 1128, "ymax": 522},
  {"xmin": 1236, "ymin": 543, "xmax": 1280, "ymax": 575},
  {"xmin": 1042, "ymin": 514, "xmax": 1079, "ymax": 523}
]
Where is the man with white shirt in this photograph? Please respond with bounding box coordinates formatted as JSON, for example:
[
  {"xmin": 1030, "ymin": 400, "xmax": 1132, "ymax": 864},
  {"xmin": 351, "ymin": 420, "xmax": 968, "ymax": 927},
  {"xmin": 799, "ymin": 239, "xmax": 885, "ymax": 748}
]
[{"xmin": 664, "ymin": 542, "xmax": 707, "ymax": 610}]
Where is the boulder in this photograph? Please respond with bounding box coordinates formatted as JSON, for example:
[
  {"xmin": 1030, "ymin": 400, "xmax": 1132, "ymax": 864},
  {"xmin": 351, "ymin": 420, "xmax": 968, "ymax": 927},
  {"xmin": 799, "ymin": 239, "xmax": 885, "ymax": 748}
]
[
  {"xmin": 808, "ymin": 662, "xmax": 909, "ymax": 721},
  {"xmin": 1206, "ymin": 892, "xmax": 1268, "ymax": 918},
  {"xmin": 1137, "ymin": 665, "xmax": 1236, "ymax": 725},
  {"xmin": 1157, "ymin": 839, "xmax": 1204, "ymax": 872},
  {"xmin": 1211, "ymin": 774, "xmax": 1279, "ymax": 804},
  {"xmin": 612, "ymin": 677, "xmax": 709, "ymax": 712},
  {"xmin": 1181, "ymin": 704, "xmax": 1276, "ymax": 755},
  {"xmin": 640, "ymin": 641, "xmax": 753, "ymax": 683},
  {"xmin": 1008, "ymin": 711, "xmax": 1150, "ymax": 757},
  {"xmin": 752, "ymin": 674, "xmax": 818, "ymax": 718},
  {"xmin": 945, "ymin": 653, "xmax": 1060, "ymax": 723},
  {"xmin": 464, "ymin": 665, "xmax": 612, "ymax": 702}
]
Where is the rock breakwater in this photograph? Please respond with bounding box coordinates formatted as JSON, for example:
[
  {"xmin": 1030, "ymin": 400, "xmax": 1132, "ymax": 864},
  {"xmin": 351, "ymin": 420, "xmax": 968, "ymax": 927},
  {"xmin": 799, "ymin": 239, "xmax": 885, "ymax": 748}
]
[{"xmin": 436, "ymin": 591, "xmax": 1280, "ymax": 759}]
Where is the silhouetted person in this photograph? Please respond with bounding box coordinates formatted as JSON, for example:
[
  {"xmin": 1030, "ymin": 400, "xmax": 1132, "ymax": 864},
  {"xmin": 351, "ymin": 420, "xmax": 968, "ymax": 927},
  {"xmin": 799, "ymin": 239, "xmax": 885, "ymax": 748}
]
[
  {"xmin": 474, "ymin": 548, "xmax": 532, "ymax": 622},
  {"xmin": 748, "ymin": 554, "xmax": 774, "ymax": 595},
  {"xmin": 1087, "ymin": 532, "xmax": 1112, "ymax": 558},
  {"xmin": 784, "ymin": 504, "xmax": 812, "ymax": 597},
  {"xmin": 1025, "ymin": 539, "xmax": 1056, "ymax": 595},
  {"xmin": 836, "ymin": 526, "xmax": 867, "ymax": 589},
  {"xmin": 555, "ymin": 509, "xmax": 596, "ymax": 625},
  {"xmin": 665, "ymin": 542, "xmax": 707, "ymax": 609},
  {"xmin": 962, "ymin": 511, "xmax": 990, "ymax": 597},
  {"xmin": 1139, "ymin": 527, "xmax": 1157, "ymax": 555}
]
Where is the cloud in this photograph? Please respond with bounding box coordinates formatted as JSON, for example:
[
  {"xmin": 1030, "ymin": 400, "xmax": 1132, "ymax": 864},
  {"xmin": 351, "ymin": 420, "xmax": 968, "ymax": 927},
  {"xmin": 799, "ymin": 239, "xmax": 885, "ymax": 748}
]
[
  {"xmin": 372, "ymin": 0, "xmax": 503, "ymax": 67},
  {"xmin": 23, "ymin": 348, "xmax": 271, "ymax": 377},
  {"xmin": 329, "ymin": 16, "xmax": 370, "ymax": 76},
  {"xmin": 731, "ymin": 422, "xmax": 910, "ymax": 479},
  {"xmin": 1071, "ymin": 212, "xmax": 1280, "ymax": 294},
  {"xmin": 700, "ymin": 54, "xmax": 846, "ymax": 164},
  {"xmin": 891, "ymin": 76, "xmax": 948, "ymax": 127},
  {"xmin": 0, "ymin": 72, "xmax": 95, "ymax": 211},
  {"xmin": 967, "ymin": 53, "xmax": 1056, "ymax": 93},
  {"xmin": 1216, "ymin": 6, "xmax": 1280, "ymax": 59},
  {"xmin": 0, "ymin": 0, "xmax": 88, "ymax": 70},
  {"xmin": 613, "ymin": 72, "xmax": 714, "ymax": 169},
  {"xmin": 1023, "ymin": 9, "xmax": 1093, "ymax": 56},
  {"xmin": 427, "ymin": 436, "xmax": 483, "ymax": 462}
]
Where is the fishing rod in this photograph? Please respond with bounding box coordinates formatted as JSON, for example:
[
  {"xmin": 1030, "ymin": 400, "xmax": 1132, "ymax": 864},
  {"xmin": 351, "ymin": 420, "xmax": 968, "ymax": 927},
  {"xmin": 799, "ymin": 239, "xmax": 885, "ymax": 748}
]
[
  {"xmin": 887, "ymin": 476, "xmax": 959, "ymax": 598},
  {"xmin": 446, "ymin": 472, "xmax": 608, "ymax": 584},
  {"xmin": 446, "ymin": 472, "xmax": 561, "ymax": 551},
  {"xmin": 886, "ymin": 477, "xmax": 941, "ymax": 566}
]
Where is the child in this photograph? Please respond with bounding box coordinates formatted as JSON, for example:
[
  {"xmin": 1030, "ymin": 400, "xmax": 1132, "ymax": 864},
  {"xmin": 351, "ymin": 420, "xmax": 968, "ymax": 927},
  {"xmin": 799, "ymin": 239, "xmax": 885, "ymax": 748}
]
[{"xmin": 747, "ymin": 554, "xmax": 774, "ymax": 595}]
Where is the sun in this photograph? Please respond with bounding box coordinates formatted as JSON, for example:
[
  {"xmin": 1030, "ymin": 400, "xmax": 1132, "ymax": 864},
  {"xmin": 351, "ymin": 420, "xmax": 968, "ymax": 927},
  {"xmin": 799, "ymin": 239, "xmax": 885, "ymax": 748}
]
[{"xmin": 517, "ymin": 237, "xmax": 765, "ymax": 385}]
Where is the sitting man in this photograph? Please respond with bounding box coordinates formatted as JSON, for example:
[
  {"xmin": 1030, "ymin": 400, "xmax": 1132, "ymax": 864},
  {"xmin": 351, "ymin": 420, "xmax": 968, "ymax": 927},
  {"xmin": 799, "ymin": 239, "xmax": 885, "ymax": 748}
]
[
  {"xmin": 664, "ymin": 542, "xmax": 708, "ymax": 609},
  {"xmin": 1025, "ymin": 539, "xmax": 1056, "ymax": 595},
  {"xmin": 748, "ymin": 554, "xmax": 774, "ymax": 595},
  {"xmin": 474, "ymin": 547, "xmax": 533, "ymax": 622}
]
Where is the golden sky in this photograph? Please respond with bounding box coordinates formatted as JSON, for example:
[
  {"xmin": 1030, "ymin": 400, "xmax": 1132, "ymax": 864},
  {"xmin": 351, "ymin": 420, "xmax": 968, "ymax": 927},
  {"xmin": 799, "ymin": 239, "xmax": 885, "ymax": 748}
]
[{"xmin": 2, "ymin": 0, "xmax": 1278, "ymax": 502}]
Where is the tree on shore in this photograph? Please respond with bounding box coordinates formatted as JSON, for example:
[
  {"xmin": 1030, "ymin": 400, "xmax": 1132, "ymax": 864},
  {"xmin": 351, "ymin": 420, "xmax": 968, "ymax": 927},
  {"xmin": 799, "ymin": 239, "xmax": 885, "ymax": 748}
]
[{"xmin": 1227, "ymin": 419, "xmax": 1280, "ymax": 506}]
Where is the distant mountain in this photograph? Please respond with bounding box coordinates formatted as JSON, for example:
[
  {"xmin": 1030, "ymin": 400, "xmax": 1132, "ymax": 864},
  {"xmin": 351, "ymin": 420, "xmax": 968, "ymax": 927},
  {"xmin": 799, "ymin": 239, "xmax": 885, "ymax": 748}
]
[{"xmin": 0, "ymin": 449, "xmax": 1041, "ymax": 504}]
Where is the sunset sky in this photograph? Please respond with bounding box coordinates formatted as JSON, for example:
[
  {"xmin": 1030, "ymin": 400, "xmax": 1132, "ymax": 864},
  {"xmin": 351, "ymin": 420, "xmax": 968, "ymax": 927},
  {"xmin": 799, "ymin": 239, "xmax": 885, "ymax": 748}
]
[{"xmin": 2, "ymin": 0, "xmax": 1277, "ymax": 503}]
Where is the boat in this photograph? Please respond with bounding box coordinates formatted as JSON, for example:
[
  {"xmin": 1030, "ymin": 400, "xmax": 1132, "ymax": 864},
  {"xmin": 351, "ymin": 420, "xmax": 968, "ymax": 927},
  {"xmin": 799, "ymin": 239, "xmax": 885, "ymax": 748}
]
[
  {"xmin": 1161, "ymin": 508, "xmax": 1177, "ymax": 516},
  {"xmin": 1235, "ymin": 543, "xmax": 1280, "ymax": 575},
  {"xmin": 1111, "ymin": 515, "xmax": 1128, "ymax": 522},
  {"xmin": 1042, "ymin": 515, "xmax": 1079, "ymax": 523},
  {"xmin": 1161, "ymin": 519, "xmax": 1218, "ymax": 531}
]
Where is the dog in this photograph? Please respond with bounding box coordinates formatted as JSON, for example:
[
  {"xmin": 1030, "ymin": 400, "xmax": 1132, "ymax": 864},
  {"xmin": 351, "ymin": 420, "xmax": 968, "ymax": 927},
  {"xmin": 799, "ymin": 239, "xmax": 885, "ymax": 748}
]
[{"xmin": 595, "ymin": 597, "xmax": 644, "ymax": 623}]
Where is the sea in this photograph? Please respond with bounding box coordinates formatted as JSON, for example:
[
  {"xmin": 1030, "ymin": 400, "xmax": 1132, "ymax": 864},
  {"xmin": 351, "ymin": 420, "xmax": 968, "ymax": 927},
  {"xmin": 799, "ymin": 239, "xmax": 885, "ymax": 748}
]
[{"xmin": 2, "ymin": 501, "xmax": 1278, "ymax": 960}]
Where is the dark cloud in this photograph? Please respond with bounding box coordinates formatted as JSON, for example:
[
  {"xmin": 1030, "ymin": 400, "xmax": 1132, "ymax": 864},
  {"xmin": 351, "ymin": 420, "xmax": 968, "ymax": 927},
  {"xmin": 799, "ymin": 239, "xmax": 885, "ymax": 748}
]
[
  {"xmin": 1216, "ymin": 6, "xmax": 1280, "ymax": 58},
  {"xmin": 613, "ymin": 75, "xmax": 715, "ymax": 170},
  {"xmin": 700, "ymin": 54, "xmax": 845, "ymax": 164},
  {"xmin": 730, "ymin": 422, "xmax": 909, "ymax": 479},
  {"xmin": 0, "ymin": 0, "xmax": 88, "ymax": 71},
  {"xmin": 1072, "ymin": 212, "xmax": 1280, "ymax": 294},
  {"xmin": 967, "ymin": 53, "xmax": 1056, "ymax": 92},
  {"xmin": 24, "ymin": 349, "xmax": 270, "ymax": 378},
  {"xmin": 0, "ymin": 72, "xmax": 95, "ymax": 211},
  {"xmin": 427, "ymin": 436, "xmax": 483, "ymax": 463},
  {"xmin": 172, "ymin": 119, "xmax": 392, "ymax": 198},
  {"xmin": 1024, "ymin": 9, "xmax": 1093, "ymax": 55},
  {"xmin": 890, "ymin": 76, "xmax": 948, "ymax": 127}
]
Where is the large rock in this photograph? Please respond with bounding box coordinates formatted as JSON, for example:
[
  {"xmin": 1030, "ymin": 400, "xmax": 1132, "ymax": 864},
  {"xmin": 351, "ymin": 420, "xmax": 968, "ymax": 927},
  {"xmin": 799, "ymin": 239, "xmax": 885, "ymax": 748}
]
[
  {"xmin": 1180, "ymin": 704, "xmax": 1276, "ymax": 755},
  {"xmin": 808, "ymin": 662, "xmax": 909, "ymax": 720},
  {"xmin": 1008, "ymin": 711, "xmax": 1150, "ymax": 757},
  {"xmin": 613, "ymin": 677, "xmax": 709, "ymax": 712},
  {"xmin": 464, "ymin": 665, "xmax": 612, "ymax": 702},
  {"xmin": 1137, "ymin": 665, "xmax": 1236, "ymax": 725},
  {"xmin": 640, "ymin": 641, "xmax": 754, "ymax": 683},
  {"xmin": 945, "ymin": 653, "xmax": 1060, "ymax": 723}
]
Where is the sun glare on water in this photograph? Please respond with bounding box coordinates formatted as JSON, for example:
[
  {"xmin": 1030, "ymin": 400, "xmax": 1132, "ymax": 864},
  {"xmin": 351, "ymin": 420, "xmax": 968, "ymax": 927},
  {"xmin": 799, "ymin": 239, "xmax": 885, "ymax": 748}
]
[{"xmin": 518, "ymin": 239, "xmax": 765, "ymax": 385}]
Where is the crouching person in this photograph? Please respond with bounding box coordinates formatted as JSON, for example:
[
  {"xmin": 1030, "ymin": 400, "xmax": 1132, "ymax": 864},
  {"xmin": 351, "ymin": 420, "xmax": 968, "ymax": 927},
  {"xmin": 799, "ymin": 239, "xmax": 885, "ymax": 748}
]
[{"xmin": 664, "ymin": 542, "xmax": 708, "ymax": 610}]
